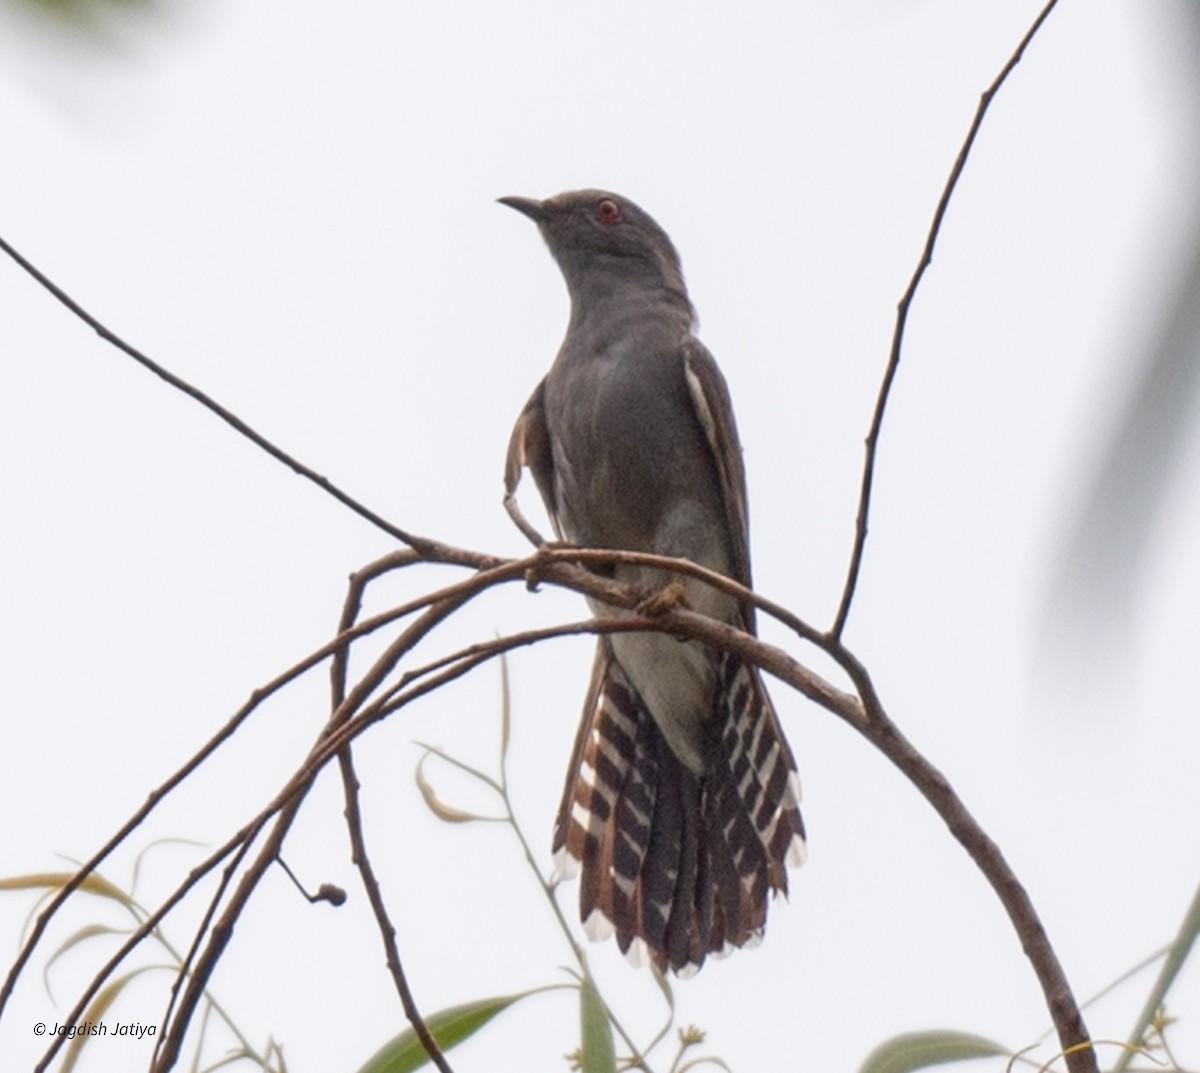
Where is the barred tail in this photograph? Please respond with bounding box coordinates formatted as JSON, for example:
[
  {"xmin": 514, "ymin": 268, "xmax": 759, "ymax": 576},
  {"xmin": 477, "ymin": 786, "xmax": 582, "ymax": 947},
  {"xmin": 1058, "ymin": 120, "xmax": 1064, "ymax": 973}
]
[{"xmin": 553, "ymin": 641, "xmax": 806, "ymax": 975}]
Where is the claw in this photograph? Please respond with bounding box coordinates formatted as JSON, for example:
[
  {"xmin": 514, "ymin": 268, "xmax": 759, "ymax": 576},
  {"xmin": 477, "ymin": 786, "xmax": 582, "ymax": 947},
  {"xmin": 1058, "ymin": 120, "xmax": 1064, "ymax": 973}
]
[{"xmin": 636, "ymin": 579, "xmax": 689, "ymax": 617}]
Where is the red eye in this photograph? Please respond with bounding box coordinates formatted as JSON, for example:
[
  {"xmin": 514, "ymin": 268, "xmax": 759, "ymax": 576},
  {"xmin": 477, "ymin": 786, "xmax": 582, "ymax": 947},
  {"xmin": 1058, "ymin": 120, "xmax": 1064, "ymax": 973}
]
[{"xmin": 596, "ymin": 198, "xmax": 621, "ymax": 224}]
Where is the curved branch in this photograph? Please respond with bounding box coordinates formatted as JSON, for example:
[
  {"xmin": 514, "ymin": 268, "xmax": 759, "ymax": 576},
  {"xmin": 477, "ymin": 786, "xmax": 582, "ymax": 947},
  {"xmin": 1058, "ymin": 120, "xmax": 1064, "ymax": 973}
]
[
  {"xmin": 0, "ymin": 551, "xmax": 438, "ymax": 1028},
  {"xmin": 300, "ymin": 560, "xmax": 1098, "ymax": 1073},
  {"xmin": 3, "ymin": 520, "xmax": 1096, "ymax": 1073},
  {"xmin": 827, "ymin": 642, "xmax": 1096, "ymax": 1073},
  {"xmin": 529, "ymin": 546, "xmax": 825, "ymax": 646}
]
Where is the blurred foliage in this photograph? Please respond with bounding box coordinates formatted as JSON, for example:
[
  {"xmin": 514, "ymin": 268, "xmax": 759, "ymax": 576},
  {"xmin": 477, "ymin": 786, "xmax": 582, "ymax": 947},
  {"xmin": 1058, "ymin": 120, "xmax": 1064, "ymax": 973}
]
[
  {"xmin": 1, "ymin": 859, "xmax": 286, "ymax": 1073},
  {"xmin": 13, "ymin": 0, "xmax": 160, "ymax": 18}
]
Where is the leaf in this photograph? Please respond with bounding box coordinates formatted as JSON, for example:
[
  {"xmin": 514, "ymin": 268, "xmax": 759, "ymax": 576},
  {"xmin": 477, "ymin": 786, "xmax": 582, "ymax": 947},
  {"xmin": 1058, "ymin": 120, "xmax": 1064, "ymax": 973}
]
[
  {"xmin": 354, "ymin": 993, "xmax": 534, "ymax": 1073},
  {"xmin": 414, "ymin": 753, "xmax": 496, "ymax": 824},
  {"xmin": 1112, "ymin": 878, "xmax": 1200, "ymax": 1073},
  {"xmin": 677, "ymin": 1058, "xmax": 733, "ymax": 1073},
  {"xmin": 499, "ymin": 650, "xmax": 512, "ymax": 770},
  {"xmin": 579, "ymin": 972, "xmax": 616, "ymax": 1073},
  {"xmin": 61, "ymin": 964, "xmax": 171, "ymax": 1073},
  {"xmin": 1, "ymin": 870, "xmax": 134, "ymax": 906},
  {"xmin": 44, "ymin": 923, "xmax": 129, "ymax": 999},
  {"xmin": 857, "ymin": 1030, "xmax": 1009, "ymax": 1073},
  {"xmin": 48, "ymin": 923, "xmax": 128, "ymax": 965},
  {"xmin": 4, "ymin": 870, "xmax": 142, "ymax": 946},
  {"xmin": 131, "ymin": 836, "xmax": 206, "ymax": 896}
]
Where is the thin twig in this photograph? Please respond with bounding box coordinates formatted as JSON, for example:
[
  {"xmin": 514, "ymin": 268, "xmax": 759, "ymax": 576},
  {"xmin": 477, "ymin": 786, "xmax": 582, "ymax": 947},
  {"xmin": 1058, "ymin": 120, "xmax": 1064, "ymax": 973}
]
[
  {"xmin": 0, "ymin": 635, "xmax": 340, "ymax": 1024},
  {"xmin": 1111, "ymin": 880, "xmax": 1200, "ymax": 1073},
  {"xmin": 0, "ymin": 550, "xmax": 436, "ymax": 1028},
  {"xmin": 832, "ymin": 0, "xmax": 1063, "ymax": 639},
  {"xmin": 331, "ymin": 571, "xmax": 452, "ymax": 1073},
  {"xmin": 381, "ymin": 617, "xmax": 653, "ymax": 702},
  {"xmin": 153, "ymin": 798, "xmax": 307, "ymax": 1072},
  {"xmin": 148, "ymin": 833, "xmax": 264, "ymax": 1072},
  {"xmin": 0, "ymin": 232, "xmax": 432, "ymax": 554},
  {"xmin": 33, "ymin": 826, "xmax": 260, "ymax": 1071},
  {"xmin": 331, "ymin": 551, "xmax": 418, "ymax": 707},
  {"xmin": 339, "ymin": 746, "xmax": 455, "ymax": 1073},
  {"xmin": 154, "ymin": 576, "xmax": 499, "ymax": 1069}
]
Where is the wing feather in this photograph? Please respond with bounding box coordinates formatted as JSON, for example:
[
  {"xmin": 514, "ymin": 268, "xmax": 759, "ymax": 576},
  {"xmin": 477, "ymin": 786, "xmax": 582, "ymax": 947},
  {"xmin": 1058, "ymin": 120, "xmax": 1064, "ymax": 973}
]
[
  {"xmin": 681, "ymin": 341, "xmax": 755, "ymax": 623},
  {"xmin": 504, "ymin": 378, "xmax": 562, "ymax": 537}
]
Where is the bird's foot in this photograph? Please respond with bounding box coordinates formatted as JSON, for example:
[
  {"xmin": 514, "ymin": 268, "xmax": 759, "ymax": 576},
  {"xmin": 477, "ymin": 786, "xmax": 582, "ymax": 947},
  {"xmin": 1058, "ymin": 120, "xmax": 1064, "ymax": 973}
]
[{"xmin": 636, "ymin": 579, "xmax": 689, "ymax": 617}]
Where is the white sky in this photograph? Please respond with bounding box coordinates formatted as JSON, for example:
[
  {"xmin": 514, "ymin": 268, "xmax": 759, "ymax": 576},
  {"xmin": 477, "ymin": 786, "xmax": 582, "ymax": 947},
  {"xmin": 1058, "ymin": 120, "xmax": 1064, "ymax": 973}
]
[{"xmin": 1, "ymin": 2, "xmax": 1198, "ymax": 1071}]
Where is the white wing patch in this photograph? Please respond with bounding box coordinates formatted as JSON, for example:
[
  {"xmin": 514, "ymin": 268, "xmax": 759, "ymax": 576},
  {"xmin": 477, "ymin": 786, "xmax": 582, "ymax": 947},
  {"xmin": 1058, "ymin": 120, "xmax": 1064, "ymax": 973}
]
[{"xmin": 683, "ymin": 353, "xmax": 721, "ymax": 466}]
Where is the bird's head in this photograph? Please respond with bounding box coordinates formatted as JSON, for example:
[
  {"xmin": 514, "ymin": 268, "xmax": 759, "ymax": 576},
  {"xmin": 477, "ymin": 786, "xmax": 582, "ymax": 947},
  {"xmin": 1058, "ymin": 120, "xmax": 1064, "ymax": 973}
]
[{"xmin": 498, "ymin": 189, "xmax": 692, "ymax": 316}]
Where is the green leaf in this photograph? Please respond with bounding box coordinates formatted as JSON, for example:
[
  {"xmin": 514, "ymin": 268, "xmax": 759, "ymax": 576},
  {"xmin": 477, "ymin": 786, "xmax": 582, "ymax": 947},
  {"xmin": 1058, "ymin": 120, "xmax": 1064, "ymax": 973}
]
[
  {"xmin": 857, "ymin": 1030, "xmax": 1009, "ymax": 1073},
  {"xmin": 1112, "ymin": 878, "xmax": 1200, "ymax": 1073},
  {"xmin": 354, "ymin": 993, "xmax": 533, "ymax": 1073},
  {"xmin": 579, "ymin": 972, "xmax": 616, "ymax": 1073}
]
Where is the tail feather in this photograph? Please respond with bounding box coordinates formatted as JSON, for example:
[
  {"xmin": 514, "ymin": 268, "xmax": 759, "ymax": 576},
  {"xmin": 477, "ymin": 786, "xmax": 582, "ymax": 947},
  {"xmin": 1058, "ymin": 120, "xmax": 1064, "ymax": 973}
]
[
  {"xmin": 553, "ymin": 640, "xmax": 805, "ymax": 974},
  {"xmin": 611, "ymin": 724, "xmax": 658, "ymax": 956}
]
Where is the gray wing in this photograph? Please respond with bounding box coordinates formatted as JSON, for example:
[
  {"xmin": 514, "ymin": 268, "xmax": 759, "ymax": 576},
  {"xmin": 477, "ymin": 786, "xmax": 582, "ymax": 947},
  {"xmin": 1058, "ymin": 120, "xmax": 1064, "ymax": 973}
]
[
  {"xmin": 680, "ymin": 340, "xmax": 756, "ymax": 620},
  {"xmin": 505, "ymin": 377, "xmax": 563, "ymax": 537}
]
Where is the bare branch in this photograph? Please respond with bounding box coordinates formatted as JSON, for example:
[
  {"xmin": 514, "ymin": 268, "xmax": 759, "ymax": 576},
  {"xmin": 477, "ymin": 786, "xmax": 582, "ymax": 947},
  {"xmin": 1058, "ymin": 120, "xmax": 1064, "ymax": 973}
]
[
  {"xmin": 305, "ymin": 555, "xmax": 1098, "ymax": 1073},
  {"xmin": 150, "ymin": 587, "xmax": 477, "ymax": 1068},
  {"xmin": 832, "ymin": 0, "xmax": 1064, "ymax": 639},
  {"xmin": 0, "ymin": 622, "xmax": 345, "ymax": 1024},
  {"xmin": 3, "ymin": 515, "xmax": 1097, "ymax": 1073},
  {"xmin": 331, "ymin": 569, "xmax": 452, "ymax": 1073},
  {"xmin": 0, "ymin": 547, "xmax": 456, "ymax": 1033},
  {"xmin": 827, "ymin": 641, "xmax": 1096, "ymax": 1073},
  {"xmin": 331, "ymin": 551, "xmax": 420, "ymax": 706},
  {"xmin": 0, "ymin": 233, "xmax": 432, "ymax": 554},
  {"xmin": 528, "ymin": 546, "xmax": 826, "ymax": 646},
  {"xmin": 152, "ymin": 800, "xmax": 306, "ymax": 1072},
  {"xmin": 33, "ymin": 825, "xmax": 261, "ymax": 1071},
  {"xmin": 338, "ymin": 747, "xmax": 456, "ymax": 1073}
]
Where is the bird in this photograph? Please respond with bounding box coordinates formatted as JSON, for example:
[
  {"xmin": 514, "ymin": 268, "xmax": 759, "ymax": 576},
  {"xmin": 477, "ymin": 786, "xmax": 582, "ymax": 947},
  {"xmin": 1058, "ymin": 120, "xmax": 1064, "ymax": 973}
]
[{"xmin": 500, "ymin": 189, "xmax": 805, "ymax": 975}]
